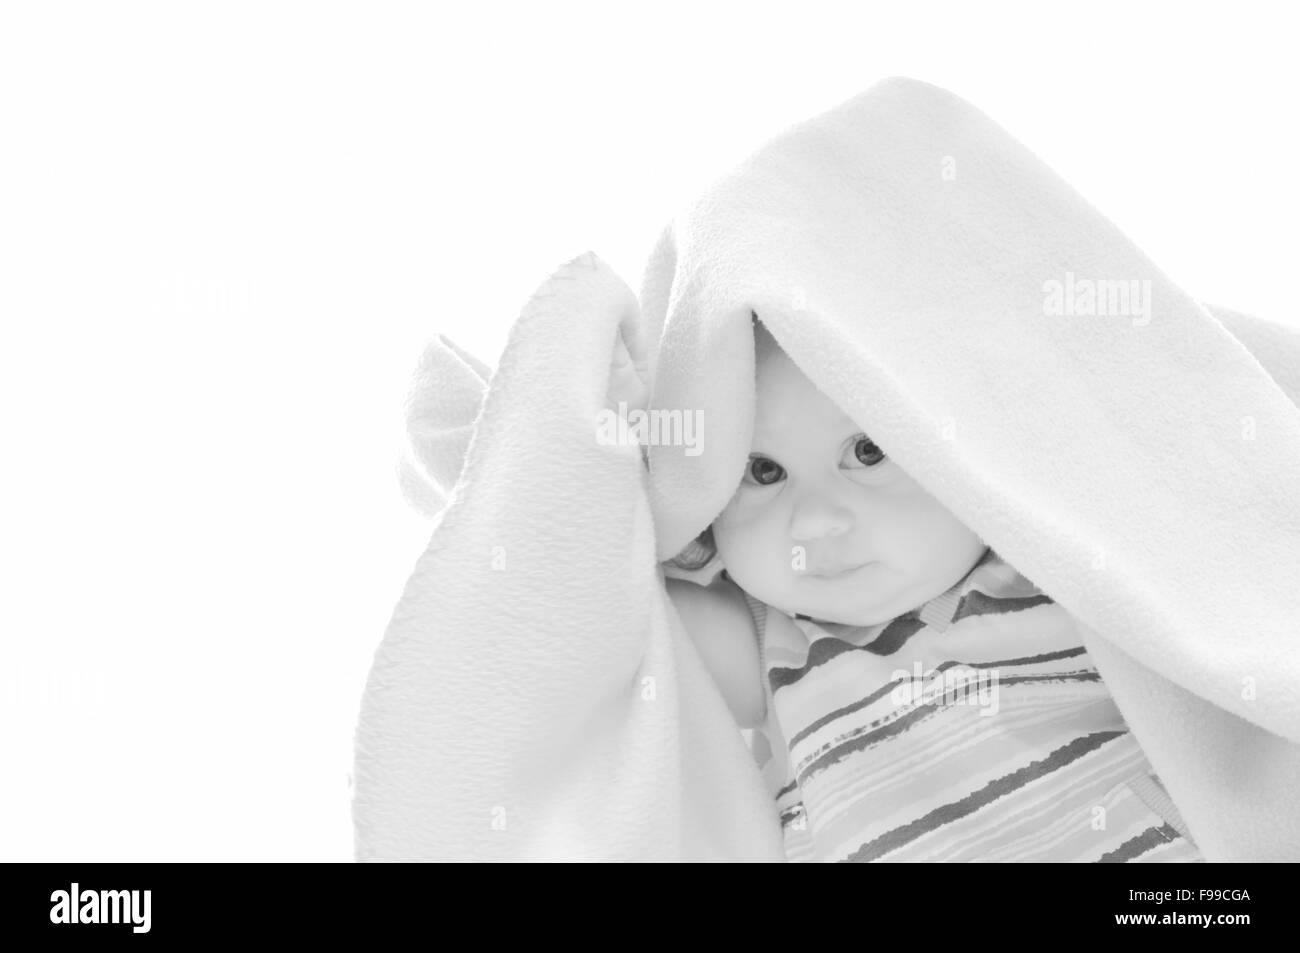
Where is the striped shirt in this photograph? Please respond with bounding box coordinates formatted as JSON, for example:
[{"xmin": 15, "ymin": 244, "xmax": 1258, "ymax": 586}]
[{"xmin": 740, "ymin": 548, "xmax": 1203, "ymax": 862}]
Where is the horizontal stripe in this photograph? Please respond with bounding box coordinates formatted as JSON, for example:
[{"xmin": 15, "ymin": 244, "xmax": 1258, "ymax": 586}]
[
  {"xmin": 843, "ymin": 730, "xmax": 1127, "ymax": 862},
  {"xmin": 1097, "ymin": 825, "xmax": 1180, "ymax": 863}
]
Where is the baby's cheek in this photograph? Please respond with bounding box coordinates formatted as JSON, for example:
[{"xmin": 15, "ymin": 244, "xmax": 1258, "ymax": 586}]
[
  {"xmin": 716, "ymin": 497, "xmax": 785, "ymax": 560},
  {"xmin": 716, "ymin": 488, "xmax": 772, "ymax": 526},
  {"xmin": 900, "ymin": 495, "xmax": 981, "ymax": 569}
]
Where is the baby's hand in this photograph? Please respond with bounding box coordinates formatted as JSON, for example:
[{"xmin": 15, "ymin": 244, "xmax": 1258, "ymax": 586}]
[{"xmin": 605, "ymin": 322, "xmax": 649, "ymax": 416}]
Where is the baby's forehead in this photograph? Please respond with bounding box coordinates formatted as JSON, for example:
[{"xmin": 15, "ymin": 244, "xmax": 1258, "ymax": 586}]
[{"xmin": 752, "ymin": 345, "xmax": 860, "ymax": 447}]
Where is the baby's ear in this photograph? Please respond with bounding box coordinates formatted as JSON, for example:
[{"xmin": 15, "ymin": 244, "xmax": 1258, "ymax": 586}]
[{"xmin": 662, "ymin": 545, "xmax": 724, "ymax": 586}]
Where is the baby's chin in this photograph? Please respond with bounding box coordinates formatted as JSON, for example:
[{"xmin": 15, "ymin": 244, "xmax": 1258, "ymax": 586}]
[
  {"xmin": 791, "ymin": 601, "xmax": 905, "ymax": 628},
  {"xmin": 768, "ymin": 581, "xmax": 918, "ymax": 627},
  {"xmin": 730, "ymin": 561, "xmax": 949, "ymax": 626}
]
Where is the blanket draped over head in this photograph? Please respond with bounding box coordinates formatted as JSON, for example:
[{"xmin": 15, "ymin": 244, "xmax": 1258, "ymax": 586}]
[{"xmin": 354, "ymin": 77, "xmax": 1300, "ymax": 861}]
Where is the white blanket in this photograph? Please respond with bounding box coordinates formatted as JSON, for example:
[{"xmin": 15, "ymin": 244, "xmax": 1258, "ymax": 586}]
[{"xmin": 355, "ymin": 77, "xmax": 1300, "ymax": 861}]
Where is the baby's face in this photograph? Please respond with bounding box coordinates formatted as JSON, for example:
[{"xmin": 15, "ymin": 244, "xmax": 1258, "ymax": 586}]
[{"xmin": 712, "ymin": 345, "xmax": 986, "ymax": 626}]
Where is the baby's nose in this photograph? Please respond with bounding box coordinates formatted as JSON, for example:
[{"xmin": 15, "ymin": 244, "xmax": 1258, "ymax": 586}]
[{"xmin": 789, "ymin": 497, "xmax": 853, "ymax": 542}]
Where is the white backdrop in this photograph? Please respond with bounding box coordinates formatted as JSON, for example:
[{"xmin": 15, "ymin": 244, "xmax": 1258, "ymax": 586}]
[{"xmin": 1, "ymin": 0, "xmax": 1296, "ymax": 860}]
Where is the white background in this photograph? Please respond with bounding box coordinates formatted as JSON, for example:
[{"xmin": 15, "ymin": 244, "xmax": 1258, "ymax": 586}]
[{"xmin": 1, "ymin": 1, "xmax": 1296, "ymax": 860}]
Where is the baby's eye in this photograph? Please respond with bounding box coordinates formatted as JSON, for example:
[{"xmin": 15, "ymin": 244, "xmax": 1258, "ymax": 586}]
[
  {"xmin": 745, "ymin": 455, "xmax": 786, "ymax": 486},
  {"xmin": 844, "ymin": 434, "xmax": 887, "ymax": 468}
]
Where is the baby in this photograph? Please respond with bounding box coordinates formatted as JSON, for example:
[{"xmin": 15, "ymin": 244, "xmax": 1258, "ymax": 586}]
[{"xmin": 652, "ymin": 318, "xmax": 1203, "ymax": 863}]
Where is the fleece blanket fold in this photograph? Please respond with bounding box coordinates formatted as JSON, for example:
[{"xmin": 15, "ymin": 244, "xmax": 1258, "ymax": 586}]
[{"xmin": 355, "ymin": 77, "xmax": 1300, "ymax": 862}]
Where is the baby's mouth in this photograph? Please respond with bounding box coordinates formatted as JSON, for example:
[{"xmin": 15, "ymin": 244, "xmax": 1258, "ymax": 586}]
[{"xmin": 804, "ymin": 561, "xmax": 871, "ymax": 579}]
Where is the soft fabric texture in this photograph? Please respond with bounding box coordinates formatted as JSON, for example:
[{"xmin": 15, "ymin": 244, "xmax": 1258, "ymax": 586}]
[{"xmin": 353, "ymin": 77, "xmax": 1300, "ymax": 861}]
